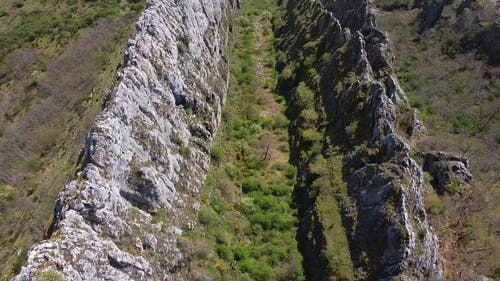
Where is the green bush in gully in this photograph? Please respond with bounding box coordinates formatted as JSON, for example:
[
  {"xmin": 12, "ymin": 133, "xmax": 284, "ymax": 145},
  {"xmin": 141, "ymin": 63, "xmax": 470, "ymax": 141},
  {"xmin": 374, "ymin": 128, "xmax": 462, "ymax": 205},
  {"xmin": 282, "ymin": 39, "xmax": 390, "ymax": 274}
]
[{"xmin": 178, "ymin": 0, "xmax": 305, "ymax": 280}]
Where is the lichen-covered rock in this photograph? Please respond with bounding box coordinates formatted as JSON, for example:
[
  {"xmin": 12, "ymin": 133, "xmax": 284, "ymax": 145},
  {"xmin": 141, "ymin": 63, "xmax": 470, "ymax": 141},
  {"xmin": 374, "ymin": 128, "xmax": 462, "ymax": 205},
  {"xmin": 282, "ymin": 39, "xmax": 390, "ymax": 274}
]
[
  {"xmin": 421, "ymin": 151, "xmax": 474, "ymax": 194},
  {"xmin": 14, "ymin": 0, "xmax": 234, "ymax": 280}
]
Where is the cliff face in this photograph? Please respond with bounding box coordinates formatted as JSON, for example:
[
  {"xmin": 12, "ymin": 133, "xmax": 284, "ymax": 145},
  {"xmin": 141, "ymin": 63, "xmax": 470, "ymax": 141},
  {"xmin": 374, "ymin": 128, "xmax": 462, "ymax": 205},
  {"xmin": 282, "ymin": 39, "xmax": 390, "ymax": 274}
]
[
  {"xmin": 276, "ymin": 0, "xmax": 443, "ymax": 279},
  {"xmin": 15, "ymin": 0, "xmax": 233, "ymax": 280},
  {"xmin": 13, "ymin": 0, "xmax": 483, "ymax": 280}
]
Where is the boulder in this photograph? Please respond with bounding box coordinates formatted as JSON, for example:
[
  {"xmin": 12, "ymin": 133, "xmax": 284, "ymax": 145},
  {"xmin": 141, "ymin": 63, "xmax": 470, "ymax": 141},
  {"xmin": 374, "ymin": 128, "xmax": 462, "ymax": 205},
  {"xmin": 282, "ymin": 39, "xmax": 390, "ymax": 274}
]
[
  {"xmin": 420, "ymin": 151, "xmax": 474, "ymax": 194},
  {"xmin": 418, "ymin": 0, "xmax": 446, "ymax": 30}
]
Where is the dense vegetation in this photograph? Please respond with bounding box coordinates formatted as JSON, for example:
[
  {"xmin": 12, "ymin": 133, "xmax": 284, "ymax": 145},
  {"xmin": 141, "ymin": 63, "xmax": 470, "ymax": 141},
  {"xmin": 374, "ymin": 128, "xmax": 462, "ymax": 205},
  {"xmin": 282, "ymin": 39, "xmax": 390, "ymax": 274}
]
[
  {"xmin": 0, "ymin": 0, "xmax": 145, "ymax": 279},
  {"xmin": 177, "ymin": 0, "xmax": 305, "ymax": 280},
  {"xmin": 375, "ymin": 0, "xmax": 499, "ymax": 279}
]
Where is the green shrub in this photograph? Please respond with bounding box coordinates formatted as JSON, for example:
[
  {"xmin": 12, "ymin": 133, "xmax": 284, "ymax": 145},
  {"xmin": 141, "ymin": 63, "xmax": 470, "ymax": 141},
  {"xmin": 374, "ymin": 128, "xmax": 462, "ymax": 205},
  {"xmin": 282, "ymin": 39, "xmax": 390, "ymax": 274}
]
[
  {"xmin": 210, "ymin": 146, "xmax": 224, "ymax": 164},
  {"xmin": 227, "ymin": 118, "xmax": 249, "ymax": 140},
  {"xmin": 210, "ymin": 197, "xmax": 226, "ymax": 214},
  {"xmin": 300, "ymin": 109, "xmax": 318, "ymax": 125},
  {"xmin": 0, "ymin": 185, "xmax": 18, "ymax": 206},
  {"xmin": 451, "ymin": 115, "xmax": 474, "ymax": 134},
  {"xmin": 260, "ymin": 118, "xmax": 273, "ymax": 130},
  {"xmin": 39, "ymin": 270, "xmax": 65, "ymax": 281},
  {"xmin": 295, "ymin": 82, "xmax": 315, "ymax": 109},
  {"xmin": 12, "ymin": 1, "xmax": 23, "ymax": 8},
  {"xmin": 244, "ymin": 158, "xmax": 258, "ymax": 170},
  {"xmin": 253, "ymin": 193, "xmax": 277, "ymax": 210},
  {"xmin": 177, "ymin": 41, "xmax": 187, "ymax": 54},
  {"xmin": 170, "ymin": 134, "xmax": 183, "ymax": 146},
  {"xmin": 252, "ymin": 223, "xmax": 264, "ymax": 235},
  {"xmin": 0, "ymin": 7, "xmax": 8, "ymax": 17},
  {"xmin": 273, "ymin": 112, "xmax": 289, "ymax": 129},
  {"xmin": 198, "ymin": 205, "xmax": 219, "ymax": 226},
  {"xmin": 444, "ymin": 179, "xmax": 463, "ymax": 194},
  {"xmin": 282, "ymin": 63, "xmax": 296, "ymax": 81},
  {"xmin": 374, "ymin": 0, "xmax": 413, "ymax": 10},
  {"xmin": 425, "ymin": 193, "xmax": 445, "ymax": 215},
  {"xmin": 284, "ymin": 164, "xmax": 296, "ymax": 180},
  {"xmin": 216, "ymin": 244, "xmax": 233, "ymax": 260},
  {"xmin": 302, "ymin": 128, "xmax": 322, "ymax": 143},
  {"xmin": 179, "ymin": 146, "xmax": 190, "ymax": 158},
  {"xmin": 345, "ymin": 121, "xmax": 359, "ymax": 138},
  {"xmin": 242, "ymin": 177, "xmax": 263, "ymax": 193},
  {"xmin": 268, "ymin": 184, "xmax": 289, "ymax": 196},
  {"xmin": 233, "ymin": 244, "xmax": 254, "ymax": 261},
  {"xmin": 215, "ymin": 230, "xmax": 231, "ymax": 245},
  {"xmin": 250, "ymin": 212, "xmax": 290, "ymax": 231},
  {"xmin": 244, "ymin": 105, "xmax": 260, "ymax": 122},
  {"xmin": 440, "ymin": 39, "xmax": 458, "ymax": 59},
  {"xmin": 225, "ymin": 164, "xmax": 241, "ymax": 180},
  {"xmin": 27, "ymin": 155, "xmax": 43, "ymax": 171},
  {"xmin": 248, "ymin": 123, "xmax": 262, "ymax": 135},
  {"xmin": 152, "ymin": 209, "xmax": 168, "ymax": 224},
  {"xmin": 239, "ymin": 258, "xmax": 272, "ymax": 281}
]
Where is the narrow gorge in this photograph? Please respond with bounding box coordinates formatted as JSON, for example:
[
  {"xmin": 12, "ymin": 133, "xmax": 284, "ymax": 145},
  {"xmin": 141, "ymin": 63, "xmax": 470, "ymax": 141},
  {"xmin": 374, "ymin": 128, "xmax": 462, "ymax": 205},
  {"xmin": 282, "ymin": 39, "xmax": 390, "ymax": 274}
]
[{"xmin": 9, "ymin": 0, "xmax": 486, "ymax": 280}]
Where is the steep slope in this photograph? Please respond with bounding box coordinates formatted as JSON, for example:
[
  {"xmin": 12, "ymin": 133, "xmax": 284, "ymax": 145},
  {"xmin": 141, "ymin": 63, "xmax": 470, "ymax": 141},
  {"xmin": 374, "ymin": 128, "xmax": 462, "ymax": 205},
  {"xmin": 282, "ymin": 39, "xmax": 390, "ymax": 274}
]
[
  {"xmin": 373, "ymin": 0, "xmax": 499, "ymax": 279},
  {"xmin": 15, "ymin": 0, "xmax": 234, "ymax": 279},
  {"xmin": 274, "ymin": 0, "xmax": 460, "ymax": 279},
  {"xmin": 0, "ymin": 2, "xmax": 145, "ymax": 279}
]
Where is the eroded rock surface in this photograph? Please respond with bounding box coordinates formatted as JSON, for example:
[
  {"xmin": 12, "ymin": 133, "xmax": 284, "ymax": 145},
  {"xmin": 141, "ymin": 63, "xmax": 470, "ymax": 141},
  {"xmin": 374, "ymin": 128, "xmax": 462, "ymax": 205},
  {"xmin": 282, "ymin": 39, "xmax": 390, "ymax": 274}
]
[
  {"xmin": 417, "ymin": 0, "xmax": 445, "ymax": 30},
  {"xmin": 15, "ymin": 0, "xmax": 234, "ymax": 280},
  {"xmin": 421, "ymin": 151, "xmax": 474, "ymax": 194},
  {"xmin": 277, "ymin": 0, "xmax": 444, "ymax": 279}
]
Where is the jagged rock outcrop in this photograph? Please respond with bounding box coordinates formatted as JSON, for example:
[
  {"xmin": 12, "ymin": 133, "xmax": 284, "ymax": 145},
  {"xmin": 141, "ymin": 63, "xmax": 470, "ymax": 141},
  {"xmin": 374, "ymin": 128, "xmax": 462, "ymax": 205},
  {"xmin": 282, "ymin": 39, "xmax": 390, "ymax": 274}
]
[
  {"xmin": 479, "ymin": 25, "xmax": 500, "ymax": 65},
  {"xmin": 456, "ymin": 0, "xmax": 474, "ymax": 15},
  {"xmin": 276, "ymin": 0, "xmax": 443, "ymax": 280},
  {"xmin": 15, "ymin": 0, "xmax": 234, "ymax": 280},
  {"xmin": 421, "ymin": 151, "xmax": 474, "ymax": 194},
  {"xmin": 417, "ymin": 0, "xmax": 446, "ymax": 30}
]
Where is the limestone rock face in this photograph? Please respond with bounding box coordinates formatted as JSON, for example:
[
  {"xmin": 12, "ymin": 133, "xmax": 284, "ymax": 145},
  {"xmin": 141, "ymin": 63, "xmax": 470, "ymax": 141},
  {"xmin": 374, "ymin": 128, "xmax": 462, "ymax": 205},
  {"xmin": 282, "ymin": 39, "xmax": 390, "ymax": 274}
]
[
  {"xmin": 421, "ymin": 151, "xmax": 474, "ymax": 194},
  {"xmin": 14, "ymin": 0, "xmax": 233, "ymax": 280}
]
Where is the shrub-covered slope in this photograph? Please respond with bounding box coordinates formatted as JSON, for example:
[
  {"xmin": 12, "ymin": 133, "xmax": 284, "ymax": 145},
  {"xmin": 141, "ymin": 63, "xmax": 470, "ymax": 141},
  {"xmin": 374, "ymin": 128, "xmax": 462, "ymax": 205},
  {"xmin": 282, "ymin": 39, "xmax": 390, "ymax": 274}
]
[
  {"xmin": 0, "ymin": 1, "xmax": 145, "ymax": 279},
  {"xmin": 13, "ymin": 0, "xmax": 234, "ymax": 279},
  {"xmin": 373, "ymin": 0, "xmax": 499, "ymax": 279}
]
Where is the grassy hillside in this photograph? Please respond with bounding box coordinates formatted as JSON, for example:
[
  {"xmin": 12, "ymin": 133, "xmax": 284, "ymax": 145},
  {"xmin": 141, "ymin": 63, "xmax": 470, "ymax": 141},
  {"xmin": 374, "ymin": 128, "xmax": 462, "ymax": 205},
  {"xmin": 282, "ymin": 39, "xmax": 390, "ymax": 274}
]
[
  {"xmin": 0, "ymin": 0, "xmax": 144, "ymax": 279},
  {"xmin": 374, "ymin": 1, "xmax": 499, "ymax": 279}
]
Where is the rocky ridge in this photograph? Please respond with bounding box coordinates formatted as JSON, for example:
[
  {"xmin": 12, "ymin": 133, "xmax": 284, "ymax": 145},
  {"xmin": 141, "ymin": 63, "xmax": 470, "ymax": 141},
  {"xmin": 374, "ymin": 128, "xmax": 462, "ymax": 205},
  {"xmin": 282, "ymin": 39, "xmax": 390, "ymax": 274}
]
[
  {"xmin": 14, "ymin": 0, "xmax": 234, "ymax": 280},
  {"xmin": 275, "ymin": 0, "xmax": 469, "ymax": 279}
]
